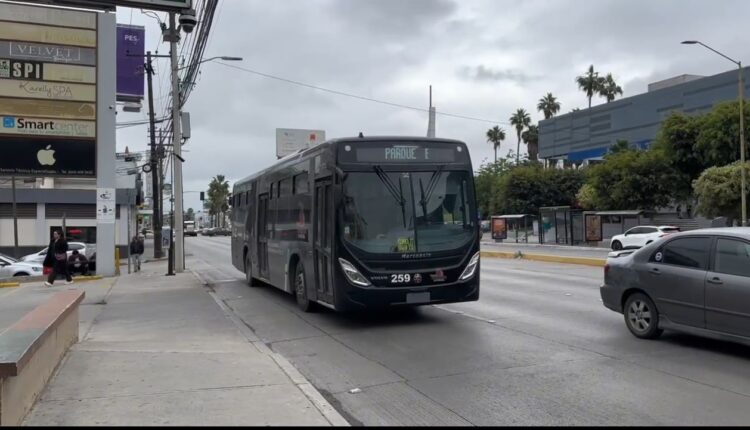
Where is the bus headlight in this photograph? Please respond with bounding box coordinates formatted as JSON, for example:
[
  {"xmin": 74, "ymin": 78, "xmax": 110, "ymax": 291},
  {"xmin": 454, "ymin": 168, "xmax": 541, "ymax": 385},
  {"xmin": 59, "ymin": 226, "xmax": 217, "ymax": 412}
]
[
  {"xmin": 459, "ymin": 252, "xmax": 480, "ymax": 281},
  {"xmin": 338, "ymin": 258, "xmax": 371, "ymax": 287}
]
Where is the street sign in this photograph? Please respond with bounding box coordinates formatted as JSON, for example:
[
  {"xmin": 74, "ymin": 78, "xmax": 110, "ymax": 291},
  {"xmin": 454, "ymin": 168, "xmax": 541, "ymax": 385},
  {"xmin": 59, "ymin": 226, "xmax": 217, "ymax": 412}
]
[
  {"xmin": 97, "ymin": 188, "xmax": 116, "ymax": 224},
  {"xmin": 276, "ymin": 128, "xmax": 325, "ymax": 159},
  {"xmin": 21, "ymin": 0, "xmax": 192, "ymax": 12}
]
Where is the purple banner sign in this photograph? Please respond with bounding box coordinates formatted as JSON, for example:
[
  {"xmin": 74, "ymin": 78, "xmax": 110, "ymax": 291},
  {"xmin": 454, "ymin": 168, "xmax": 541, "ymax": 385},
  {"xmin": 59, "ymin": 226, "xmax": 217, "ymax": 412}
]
[{"xmin": 116, "ymin": 24, "xmax": 145, "ymax": 102}]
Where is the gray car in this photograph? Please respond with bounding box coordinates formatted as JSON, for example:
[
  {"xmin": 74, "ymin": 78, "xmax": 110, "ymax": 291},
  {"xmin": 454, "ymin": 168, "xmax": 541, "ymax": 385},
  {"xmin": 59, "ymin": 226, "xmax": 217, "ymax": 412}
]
[{"xmin": 601, "ymin": 227, "xmax": 750, "ymax": 345}]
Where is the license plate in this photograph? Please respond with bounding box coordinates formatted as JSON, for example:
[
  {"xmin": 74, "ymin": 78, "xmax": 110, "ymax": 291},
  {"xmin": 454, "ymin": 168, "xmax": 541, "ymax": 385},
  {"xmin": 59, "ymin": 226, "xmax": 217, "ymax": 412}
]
[{"xmin": 406, "ymin": 292, "xmax": 430, "ymax": 304}]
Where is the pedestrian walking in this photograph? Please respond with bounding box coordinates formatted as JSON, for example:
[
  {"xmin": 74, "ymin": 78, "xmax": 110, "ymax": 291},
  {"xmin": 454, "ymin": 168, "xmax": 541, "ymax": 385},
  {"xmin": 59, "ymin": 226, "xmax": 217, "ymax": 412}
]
[
  {"xmin": 43, "ymin": 229, "xmax": 73, "ymax": 287},
  {"xmin": 130, "ymin": 235, "xmax": 145, "ymax": 272}
]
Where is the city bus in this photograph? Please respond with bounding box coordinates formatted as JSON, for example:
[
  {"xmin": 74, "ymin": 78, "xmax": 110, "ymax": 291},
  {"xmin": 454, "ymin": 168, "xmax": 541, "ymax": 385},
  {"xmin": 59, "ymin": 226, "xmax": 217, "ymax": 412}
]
[{"xmin": 230, "ymin": 136, "xmax": 480, "ymax": 312}]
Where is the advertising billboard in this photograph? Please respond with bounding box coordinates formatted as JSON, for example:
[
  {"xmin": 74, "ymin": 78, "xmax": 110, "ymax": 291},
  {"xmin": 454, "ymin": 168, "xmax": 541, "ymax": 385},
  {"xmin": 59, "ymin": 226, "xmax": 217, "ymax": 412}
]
[
  {"xmin": 116, "ymin": 24, "xmax": 144, "ymax": 102},
  {"xmin": 276, "ymin": 128, "xmax": 326, "ymax": 159},
  {"xmin": 0, "ymin": 2, "xmax": 97, "ymax": 177},
  {"xmin": 491, "ymin": 217, "xmax": 508, "ymax": 240}
]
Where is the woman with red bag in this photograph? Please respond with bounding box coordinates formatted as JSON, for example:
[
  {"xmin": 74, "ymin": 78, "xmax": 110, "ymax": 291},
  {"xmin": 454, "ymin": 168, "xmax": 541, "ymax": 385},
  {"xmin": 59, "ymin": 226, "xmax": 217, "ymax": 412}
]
[{"xmin": 43, "ymin": 229, "xmax": 73, "ymax": 287}]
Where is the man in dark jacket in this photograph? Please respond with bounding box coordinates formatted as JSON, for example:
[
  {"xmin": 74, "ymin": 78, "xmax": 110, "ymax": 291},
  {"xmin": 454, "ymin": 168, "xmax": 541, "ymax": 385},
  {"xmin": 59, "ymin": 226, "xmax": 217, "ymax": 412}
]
[
  {"xmin": 68, "ymin": 249, "xmax": 89, "ymax": 276},
  {"xmin": 44, "ymin": 229, "xmax": 72, "ymax": 286},
  {"xmin": 130, "ymin": 235, "xmax": 145, "ymax": 272}
]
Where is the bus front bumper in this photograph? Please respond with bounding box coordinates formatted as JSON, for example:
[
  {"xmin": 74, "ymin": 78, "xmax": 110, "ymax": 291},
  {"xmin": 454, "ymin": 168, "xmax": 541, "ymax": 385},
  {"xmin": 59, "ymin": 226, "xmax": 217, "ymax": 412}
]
[{"xmin": 337, "ymin": 279, "xmax": 479, "ymax": 311}]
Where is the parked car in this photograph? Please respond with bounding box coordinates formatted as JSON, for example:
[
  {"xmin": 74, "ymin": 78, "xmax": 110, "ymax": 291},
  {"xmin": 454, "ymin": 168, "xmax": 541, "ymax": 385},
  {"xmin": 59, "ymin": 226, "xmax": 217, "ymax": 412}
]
[
  {"xmin": 20, "ymin": 242, "xmax": 96, "ymax": 265},
  {"xmin": 0, "ymin": 253, "xmax": 43, "ymax": 277},
  {"xmin": 216, "ymin": 228, "xmax": 232, "ymax": 236},
  {"xmin": 601, "ymin": 227, "xmax": 750, "ymax": 345},
  {"xmin": 610, "ymin": 225, "xmax": 680, "ymax": 250},
  {"xmin": 203, "ymin": 227, "xmax": 217, "ymax": 237}
]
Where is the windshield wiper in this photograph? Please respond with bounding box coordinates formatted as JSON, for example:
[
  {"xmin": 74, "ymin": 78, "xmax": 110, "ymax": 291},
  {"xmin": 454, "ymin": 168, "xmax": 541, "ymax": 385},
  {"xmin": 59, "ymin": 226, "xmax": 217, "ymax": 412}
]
[
  {"xmin": 419, "ymin": 166, "xmax": 445, "ymax": 214},
  {"xmin": 373, "ymin": 166, "xmax": 408, "ymax": 228}
]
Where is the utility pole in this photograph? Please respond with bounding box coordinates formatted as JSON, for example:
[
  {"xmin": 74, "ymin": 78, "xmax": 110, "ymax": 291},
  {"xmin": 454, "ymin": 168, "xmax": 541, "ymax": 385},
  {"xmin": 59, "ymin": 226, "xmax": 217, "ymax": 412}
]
[
  {"xmin": 145, "ymin": 51, "xmax": 163, "ymax": 258},
  {"xmin": 11, "ymin": 176, "xmax": 18, "ymax": 258},
  {"xmin": 169, "ymin": 12, "xmax": 185, "ymax": 272}
]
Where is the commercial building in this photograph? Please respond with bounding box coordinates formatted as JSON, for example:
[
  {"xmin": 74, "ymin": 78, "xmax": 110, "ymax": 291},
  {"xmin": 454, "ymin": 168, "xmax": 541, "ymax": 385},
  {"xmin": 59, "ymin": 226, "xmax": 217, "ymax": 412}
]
[
  {"xmin": 539, "ymin": 67, "xmax": 750, "ymax": 163},
  {"xmin": 0, "ymin": 151, "xmax": 143, "ymax": 258}
]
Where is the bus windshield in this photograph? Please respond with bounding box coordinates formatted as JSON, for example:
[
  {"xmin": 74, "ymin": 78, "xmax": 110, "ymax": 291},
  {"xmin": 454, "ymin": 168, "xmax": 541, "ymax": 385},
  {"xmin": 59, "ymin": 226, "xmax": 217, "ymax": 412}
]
[{"xmin": 342, "ymin": 170, "xmax": 475, "ymax": 254}]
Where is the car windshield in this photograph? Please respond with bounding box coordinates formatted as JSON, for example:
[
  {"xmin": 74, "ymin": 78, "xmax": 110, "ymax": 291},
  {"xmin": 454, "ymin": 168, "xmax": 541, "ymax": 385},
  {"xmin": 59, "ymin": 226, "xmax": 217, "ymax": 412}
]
[
  {"xmin": 342, "ymin": 170, "xmax": 475, "ymax": 253},
  {"xmin": 0, "ymin": 253, "xmax": 18, "ymax": 263}
]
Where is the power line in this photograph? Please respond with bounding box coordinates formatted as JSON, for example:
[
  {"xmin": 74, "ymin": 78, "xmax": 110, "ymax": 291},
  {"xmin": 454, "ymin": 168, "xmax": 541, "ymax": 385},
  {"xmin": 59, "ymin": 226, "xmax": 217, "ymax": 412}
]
[{"xmin": 213, "ymin": 62, "xmax": 510, "ymax": 126}]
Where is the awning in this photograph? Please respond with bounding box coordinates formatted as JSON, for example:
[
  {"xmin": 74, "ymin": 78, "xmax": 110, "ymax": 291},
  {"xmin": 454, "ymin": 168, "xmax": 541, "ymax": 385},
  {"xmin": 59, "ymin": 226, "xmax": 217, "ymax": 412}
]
[{"xmin": 595, "ymin": 210, "xmax": 644, "ymax": 216}]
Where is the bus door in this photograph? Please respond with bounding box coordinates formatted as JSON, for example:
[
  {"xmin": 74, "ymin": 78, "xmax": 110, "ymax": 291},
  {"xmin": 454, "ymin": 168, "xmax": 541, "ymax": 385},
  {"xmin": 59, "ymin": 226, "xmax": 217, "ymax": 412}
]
[
  {"xmin": 257, "ymin": 193, "xmax": 270, "ymax": 279},
  {"xmin": 314, "ymin": 180, "xmax": 334, "ymax": 304}
]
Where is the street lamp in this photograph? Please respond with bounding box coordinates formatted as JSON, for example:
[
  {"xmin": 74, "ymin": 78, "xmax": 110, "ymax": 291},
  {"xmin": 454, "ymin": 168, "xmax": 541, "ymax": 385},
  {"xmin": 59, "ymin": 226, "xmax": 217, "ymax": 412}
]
[
  {"xmin": 682, "ymin": 40, "xmax": 746, "ymax": 226},
  {"xmin": 177, "ymin": 56, "xmax": 243, "ymax": 70}
]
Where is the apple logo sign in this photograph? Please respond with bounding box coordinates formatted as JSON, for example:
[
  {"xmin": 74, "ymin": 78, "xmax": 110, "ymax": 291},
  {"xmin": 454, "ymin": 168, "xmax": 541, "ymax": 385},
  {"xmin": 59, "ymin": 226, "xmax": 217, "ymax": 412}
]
[{"xmin": 37, "ymin": 145, "xmax": 56, "ymax": 166}]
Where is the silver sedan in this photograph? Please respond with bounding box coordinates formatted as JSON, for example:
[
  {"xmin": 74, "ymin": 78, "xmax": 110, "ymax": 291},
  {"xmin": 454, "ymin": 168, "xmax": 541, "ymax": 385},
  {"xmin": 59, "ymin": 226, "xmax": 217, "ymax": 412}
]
[
  {"xmin": 0, "ymin": 253, "xmax": 43, "ymax": 278},
  {"xmin": 601, "ymin": 227, "xmax": 750, "ymax": 346}
]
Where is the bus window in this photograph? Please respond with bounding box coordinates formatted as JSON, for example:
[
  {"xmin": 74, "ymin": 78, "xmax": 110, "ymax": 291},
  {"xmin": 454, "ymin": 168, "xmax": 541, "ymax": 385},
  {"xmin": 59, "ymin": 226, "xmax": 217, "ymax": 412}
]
[
  {"xmin": 294, "ymin": 173, "xmax": 309, "ymax": 194},
  {"xmin": 270, "ymin": 183, "xmax": 274, "ymax": 200},
  {"xmin": 279, "ymin": 178, "xmax": 292, "ymax": 196}
]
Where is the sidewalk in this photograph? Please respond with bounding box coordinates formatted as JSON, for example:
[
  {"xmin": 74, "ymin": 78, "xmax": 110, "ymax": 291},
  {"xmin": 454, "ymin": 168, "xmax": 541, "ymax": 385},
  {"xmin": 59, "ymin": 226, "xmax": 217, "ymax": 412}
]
[
  {"xmin": 23, "ymin": 260, "xmax": 347, "ymax": 426},
  {"xmin": 481, "ymin": 240, "xmax": 610, "ymax": 259}
]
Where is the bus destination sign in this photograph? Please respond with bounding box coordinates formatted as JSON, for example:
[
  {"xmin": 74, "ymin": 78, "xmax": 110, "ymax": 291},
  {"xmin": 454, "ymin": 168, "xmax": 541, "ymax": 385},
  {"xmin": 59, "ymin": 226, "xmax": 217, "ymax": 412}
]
[{"xmin": 354, "ymin": 145, "xmax": 459, "ymax": 163}]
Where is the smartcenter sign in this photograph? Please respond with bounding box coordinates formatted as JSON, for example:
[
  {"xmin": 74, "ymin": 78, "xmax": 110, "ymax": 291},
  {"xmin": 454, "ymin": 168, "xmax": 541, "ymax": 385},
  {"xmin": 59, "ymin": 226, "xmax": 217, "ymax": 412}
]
[{"xmin": 0, "ymin": 2, "xmax": 97, "ymax": 177}]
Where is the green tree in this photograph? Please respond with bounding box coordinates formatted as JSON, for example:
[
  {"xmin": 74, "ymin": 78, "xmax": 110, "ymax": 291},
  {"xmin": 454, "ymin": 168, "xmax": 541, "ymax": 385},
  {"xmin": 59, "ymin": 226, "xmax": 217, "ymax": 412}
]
[
  {"xmin": 490, "ymin": 165, "xmax": 584, "ymax": 215},
  {"xmin": 695, "ymin": 100, "xmax": 750, "ymax": 167},
  {"xmin": 207, "ymin": 174, "xmax": 230, "ymax": 227},
  {"xmin": 509, "ymin": 108, "xmax": 531, "ymax": 165},
  {"xmin": 474, "ymin": 158, "xmax": 514, "ymax": 217},
  {"xmin": 575, "ymin": 183, "xmax": 598, "ymax": 210},
  {"xmin": 485, "ymin": 125, "xmax": 506, "ymax": 163},
  {"xmin": 693, "ymin": 162, "xmax": 750, "ymax": 226},
  {"xmin": 521, "ymin": 124, "xmax": 539, "ymax": 161},
  {"xmin": 185, "ymin": 207, "xmax": 195, "ymax": 221},
  {"xmin": 537, "ymin": 93, "xmax": 561, "ymax": 119},
  {"xmin": 599, "ymin": 73, "xmax": 623, "ymax": 103},
  {"xmin": 585, "ymin": 150, "xmax": 679, "ymax": 210},
  {"xmin": 576, "ymin": 65, "xmax": 605, "ymax": 108},
  {"xmin": 652, "ymin": 112, "xmax": 705, "ymax": 200},
  {"xmin": 609, "ymin": 139, "xmax": 631, "ymax": 154}
]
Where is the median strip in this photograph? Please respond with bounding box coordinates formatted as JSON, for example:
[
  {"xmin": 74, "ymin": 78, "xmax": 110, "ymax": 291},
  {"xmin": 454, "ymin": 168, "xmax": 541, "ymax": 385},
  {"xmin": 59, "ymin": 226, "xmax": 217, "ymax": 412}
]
[{"xmin": 480, "ymin": 250, "xmax": 606, "ymax": 267}]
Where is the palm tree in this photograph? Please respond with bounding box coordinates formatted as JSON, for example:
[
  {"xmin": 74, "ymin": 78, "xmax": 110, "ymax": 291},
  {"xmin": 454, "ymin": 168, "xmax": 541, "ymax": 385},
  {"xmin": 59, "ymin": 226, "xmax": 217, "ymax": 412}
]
[
  {"xmin": 537, "ymin": 93, "xmax": 561, "ymax": 119},
  {"xmin": 575, "ymin": 65, "xmax": 605, "ymax": 108},
  {"xmin": 599, "ymin": 73, "xmax": 623, "ymax": 103},
  {"xmin": 485, "ymin": 126, "xmax": 506, "ymax": 163},
  {"xmin": 207, "ymin": 174, "xmax": 230, "ymax": 227},
  {"xmin": 509, "ymin": 108, "xmax": 531, "ymax": 165},
  {"xmin": 522, "ymin": 124, "xmax": 539, "ymax": 162}
]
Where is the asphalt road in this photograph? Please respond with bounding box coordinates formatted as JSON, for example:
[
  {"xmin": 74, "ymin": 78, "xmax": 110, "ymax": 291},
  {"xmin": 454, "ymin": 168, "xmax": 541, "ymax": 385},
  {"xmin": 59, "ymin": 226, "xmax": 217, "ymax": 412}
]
[{"xmin": 186, "ymin": 235, "xmax": 750, "ymax": 426}]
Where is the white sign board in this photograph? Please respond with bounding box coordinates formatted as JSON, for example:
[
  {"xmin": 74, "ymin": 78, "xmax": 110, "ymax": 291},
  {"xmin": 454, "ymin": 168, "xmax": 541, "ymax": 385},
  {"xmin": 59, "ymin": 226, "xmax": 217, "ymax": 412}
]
[
  {"xmin": 276, "ymin": 128, "xmax": 325, "ymax": 159},
  {"xmin": 97, "ymin": 187, "xmax": 116, "ymax": 223}
]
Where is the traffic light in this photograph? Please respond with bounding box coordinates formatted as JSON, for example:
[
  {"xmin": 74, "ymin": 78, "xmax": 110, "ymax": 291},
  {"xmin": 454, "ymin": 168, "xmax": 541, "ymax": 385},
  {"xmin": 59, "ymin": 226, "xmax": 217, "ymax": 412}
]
[{"xmin": 200, "ymin": 191, "xmax": 205, "ymax": 201}]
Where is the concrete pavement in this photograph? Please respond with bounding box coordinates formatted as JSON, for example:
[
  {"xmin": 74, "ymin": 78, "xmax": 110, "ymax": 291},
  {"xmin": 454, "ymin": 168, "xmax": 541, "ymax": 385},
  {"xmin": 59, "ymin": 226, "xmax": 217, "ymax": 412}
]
[{"xmin": 21, "ymin": 259, "xmax": 348, "ymax": 426}]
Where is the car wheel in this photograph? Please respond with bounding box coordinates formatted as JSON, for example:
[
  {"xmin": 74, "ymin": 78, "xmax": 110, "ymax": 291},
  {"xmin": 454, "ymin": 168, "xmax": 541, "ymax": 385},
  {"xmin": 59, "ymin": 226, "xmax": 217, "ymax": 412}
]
[
  {"xmin": 294, "ymin": 263, "xmax": 314, "ymax": 312},
  {"xmin": 624, "ymin": 293, "xmax": 663, "ymax": 339},
  {"xmin": 13, "ymin": 272, "xmax": 29, "ymax": 277},
  {"xmin": 611, "ymin": 240, "xmax": 623, "ymax": 251},
  {"xmin": 245, "ymin": 253, "xmax": 258, "ymax": 287}
]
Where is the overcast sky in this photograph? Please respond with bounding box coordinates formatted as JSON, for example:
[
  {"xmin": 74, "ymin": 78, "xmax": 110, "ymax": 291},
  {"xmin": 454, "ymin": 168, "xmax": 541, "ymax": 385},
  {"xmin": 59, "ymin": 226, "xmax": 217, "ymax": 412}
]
[{"xmin": 115, "ymin": 0, "xmax": 750, "ymax": 213}]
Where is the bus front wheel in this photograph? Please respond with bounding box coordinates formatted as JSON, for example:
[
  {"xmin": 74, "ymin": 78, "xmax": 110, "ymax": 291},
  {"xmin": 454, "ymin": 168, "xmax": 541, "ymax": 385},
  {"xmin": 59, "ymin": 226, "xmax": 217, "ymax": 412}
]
[{"xmin": 295, "ymin": 263, "xmax": 314, "ymax": 312}]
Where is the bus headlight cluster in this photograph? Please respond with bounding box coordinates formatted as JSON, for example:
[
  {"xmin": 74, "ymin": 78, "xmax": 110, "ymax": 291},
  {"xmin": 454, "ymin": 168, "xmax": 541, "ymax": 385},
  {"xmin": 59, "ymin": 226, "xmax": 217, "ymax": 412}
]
[
  {"xmin": 339, "ymin": 258, "xmax": 371, "ymax": 287},
  {"xmin": 459, "ymin": 252, "xmax": 480, "ymax": 281}
]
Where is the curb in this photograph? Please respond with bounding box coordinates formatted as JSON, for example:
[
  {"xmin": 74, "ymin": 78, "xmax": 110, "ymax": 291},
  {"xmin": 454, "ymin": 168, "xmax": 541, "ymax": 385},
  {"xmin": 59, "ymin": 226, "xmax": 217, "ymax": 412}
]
[
  {"xmin": 0, "ymin": 282, "xmax": 20, "ymax": 288},
  {"xmin": 72, "ymin": 275, "xmax": 104, "ymax": 283},
  {"xmin": 480, "ymin": 250, "xmax": 606, "ymax": 267}
]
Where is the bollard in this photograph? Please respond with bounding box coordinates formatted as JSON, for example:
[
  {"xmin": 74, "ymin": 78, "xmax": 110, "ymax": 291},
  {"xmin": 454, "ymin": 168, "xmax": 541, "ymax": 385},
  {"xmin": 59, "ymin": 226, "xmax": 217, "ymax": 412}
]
[{"xmin": 115, "ymin": 247, "xmax": 120, "ymax": 275}]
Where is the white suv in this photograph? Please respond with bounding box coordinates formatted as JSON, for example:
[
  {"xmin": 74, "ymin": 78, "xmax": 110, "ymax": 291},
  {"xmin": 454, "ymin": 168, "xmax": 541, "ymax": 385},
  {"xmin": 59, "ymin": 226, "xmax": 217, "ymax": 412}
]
[
  {"xmin": 20, "ymin": 242, "xmax": 95, "ymax": 264},
  {"xmin": 610, "ymin": 226, "xmax": 680, "ymax": 250}
]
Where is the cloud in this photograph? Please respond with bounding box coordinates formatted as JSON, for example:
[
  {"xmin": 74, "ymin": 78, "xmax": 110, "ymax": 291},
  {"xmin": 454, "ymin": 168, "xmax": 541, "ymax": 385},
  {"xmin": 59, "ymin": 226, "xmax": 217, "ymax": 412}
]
[
  {"xmin": 458, "ymin": 65, "xmax": 538, "ymax": 84},
  {"xmin": 112, "ymin": 0, "xmax": 750, "ymax": 212}
]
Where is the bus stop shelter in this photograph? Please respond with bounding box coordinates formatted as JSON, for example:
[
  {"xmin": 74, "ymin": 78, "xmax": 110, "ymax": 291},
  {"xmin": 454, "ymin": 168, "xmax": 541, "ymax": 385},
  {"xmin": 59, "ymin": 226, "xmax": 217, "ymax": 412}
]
[
  {"xmin": 490, "ymin": 214, "xmax": 536, "ymax": 243},
  {"xmin": 595, "ymin": 210, "xmax": 646, "ymax": 239}
]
